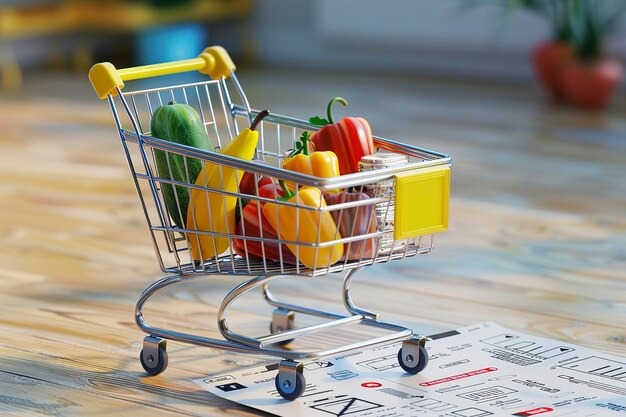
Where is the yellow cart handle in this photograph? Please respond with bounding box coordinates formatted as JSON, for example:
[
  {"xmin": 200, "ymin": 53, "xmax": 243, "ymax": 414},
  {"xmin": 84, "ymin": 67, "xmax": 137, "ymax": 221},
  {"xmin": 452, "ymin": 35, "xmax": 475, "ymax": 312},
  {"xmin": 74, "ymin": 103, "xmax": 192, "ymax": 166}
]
[{"xmin": 89, "ymin": 46, "xmax": 236, "ymax": 99}]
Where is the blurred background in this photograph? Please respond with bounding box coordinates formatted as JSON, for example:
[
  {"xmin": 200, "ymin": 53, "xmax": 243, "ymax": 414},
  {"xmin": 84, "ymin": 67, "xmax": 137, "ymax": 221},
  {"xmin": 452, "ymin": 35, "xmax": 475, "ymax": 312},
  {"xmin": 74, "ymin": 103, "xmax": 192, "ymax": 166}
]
[{"xmin": 3, "ymin": 0, "xmax": 626, "ymax": 94}]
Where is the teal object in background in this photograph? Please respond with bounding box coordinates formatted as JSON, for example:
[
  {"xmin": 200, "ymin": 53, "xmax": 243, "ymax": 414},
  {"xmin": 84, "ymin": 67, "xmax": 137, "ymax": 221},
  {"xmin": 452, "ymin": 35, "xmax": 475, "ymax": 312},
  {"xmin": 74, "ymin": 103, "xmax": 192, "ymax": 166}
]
[{"xmin": 136, "ymin": 23, "xmax": 206, "ymax": 66}]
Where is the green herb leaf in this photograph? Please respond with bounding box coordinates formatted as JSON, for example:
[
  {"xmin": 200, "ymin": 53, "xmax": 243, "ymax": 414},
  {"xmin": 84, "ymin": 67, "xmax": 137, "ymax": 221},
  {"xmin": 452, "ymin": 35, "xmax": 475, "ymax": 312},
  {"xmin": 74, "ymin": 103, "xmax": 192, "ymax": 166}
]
[{"xmin": 309, "ymin": 116, "xmax": 329, "ymax": 126}]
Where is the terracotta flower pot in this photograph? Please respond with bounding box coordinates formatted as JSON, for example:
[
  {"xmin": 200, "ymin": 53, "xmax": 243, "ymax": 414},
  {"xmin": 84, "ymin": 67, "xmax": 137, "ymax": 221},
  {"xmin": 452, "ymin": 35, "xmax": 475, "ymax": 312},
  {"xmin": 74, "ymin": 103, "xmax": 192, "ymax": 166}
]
[
  {"xmin": 560, "ymin": 58, "xmax": 623, "ymax": 110},
  {"xmin": 532, "ymin": 41, "xmax": 573, "ymax": 101}
]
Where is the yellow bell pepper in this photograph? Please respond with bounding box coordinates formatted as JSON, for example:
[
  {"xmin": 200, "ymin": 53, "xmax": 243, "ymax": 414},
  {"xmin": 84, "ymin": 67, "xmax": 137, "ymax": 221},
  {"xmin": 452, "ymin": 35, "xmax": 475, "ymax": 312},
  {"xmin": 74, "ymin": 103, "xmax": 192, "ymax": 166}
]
[
  {"xmin": 263, "ymin": 181, "xmax": 343, "ymax": 269},
  {"xmin": 283, "ymin": 132, "xmax": 340, "ymax": 180}
]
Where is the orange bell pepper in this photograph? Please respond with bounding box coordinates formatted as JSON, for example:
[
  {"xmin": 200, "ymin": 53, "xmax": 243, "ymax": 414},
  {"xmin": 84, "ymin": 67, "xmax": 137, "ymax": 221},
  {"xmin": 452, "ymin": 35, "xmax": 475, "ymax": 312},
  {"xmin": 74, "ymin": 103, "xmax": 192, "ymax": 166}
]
[{"xmin": 263, "ymin": 181, "xmax": 343, "ymax": 269}]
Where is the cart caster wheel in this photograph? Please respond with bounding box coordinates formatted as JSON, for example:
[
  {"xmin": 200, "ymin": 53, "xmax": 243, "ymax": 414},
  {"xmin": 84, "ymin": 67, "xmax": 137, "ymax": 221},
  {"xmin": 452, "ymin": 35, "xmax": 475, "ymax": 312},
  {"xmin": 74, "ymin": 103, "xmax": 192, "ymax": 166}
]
[
  {"xmin": 270, "ymin": 322, "xmax": 295, "ymax": 346},
  {"xmin": 140, "ymin": 337, "xmax": 168, "ymax": 376},
  {"xmin": 397, "ymin": 345, "xmax": 428, "ymax": 375},
  {"xmin": 270, "ymin": 308, "xmax": 295, "ymax": 346},
  {"xmin": 275, "ymin": 362, "xmax": 306, "ymax": 401},
  {"xmin": 140, "ymin": 347, "xmax": 168, "ymax": 375}
]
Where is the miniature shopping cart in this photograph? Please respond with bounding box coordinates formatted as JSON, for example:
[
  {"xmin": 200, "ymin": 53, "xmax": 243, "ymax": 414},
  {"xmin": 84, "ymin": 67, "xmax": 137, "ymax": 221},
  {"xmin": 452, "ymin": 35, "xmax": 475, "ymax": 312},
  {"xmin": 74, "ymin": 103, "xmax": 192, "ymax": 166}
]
[{"xmin": 89, "ymin": 46, "xmax": 451, "ymax": 400}]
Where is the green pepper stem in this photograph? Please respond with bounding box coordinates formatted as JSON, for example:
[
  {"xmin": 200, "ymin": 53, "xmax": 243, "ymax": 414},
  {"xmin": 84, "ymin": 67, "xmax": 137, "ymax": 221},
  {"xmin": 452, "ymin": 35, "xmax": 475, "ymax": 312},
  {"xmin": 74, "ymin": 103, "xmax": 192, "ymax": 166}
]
[
  {"xmin": 326, "ymin": 97, "xmax": 348, "ymax": 124},
  {"xmin": 278, "ymin": 180, "xmax": 296, "ymax": 201},
  {"xmin": 250, "ymin": 110, "xmax": 270, "ymax": 131},
  {"xmin": 301, "ymin": 132, "xmax": 310, "ymax": 156},
  {"xmin": 289, "ymin": 131, "xmax": 311, "ymax": 157}
]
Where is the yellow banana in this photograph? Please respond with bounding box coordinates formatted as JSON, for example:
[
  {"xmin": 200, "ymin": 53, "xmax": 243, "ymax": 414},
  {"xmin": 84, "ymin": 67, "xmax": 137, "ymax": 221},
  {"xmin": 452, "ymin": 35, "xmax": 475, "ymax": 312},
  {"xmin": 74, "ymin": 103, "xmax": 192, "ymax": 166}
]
[{"xmin": 186, "ymin": 111, "xmax": 268, "ymax": 261}]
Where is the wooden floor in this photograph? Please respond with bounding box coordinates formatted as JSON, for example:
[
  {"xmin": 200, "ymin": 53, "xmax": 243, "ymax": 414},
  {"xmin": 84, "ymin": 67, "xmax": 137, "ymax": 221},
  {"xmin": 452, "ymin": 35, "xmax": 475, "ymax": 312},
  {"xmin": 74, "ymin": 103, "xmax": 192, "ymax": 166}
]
[{"xmin": 1, "ymin": 68, "xmax": 625, "ymax": 416}]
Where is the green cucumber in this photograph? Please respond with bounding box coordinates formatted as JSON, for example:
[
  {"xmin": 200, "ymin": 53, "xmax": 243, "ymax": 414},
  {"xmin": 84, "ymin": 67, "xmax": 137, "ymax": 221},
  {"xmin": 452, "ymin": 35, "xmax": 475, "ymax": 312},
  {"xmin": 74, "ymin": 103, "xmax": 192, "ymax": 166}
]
[{"xmin": 151, "ymin": 101, "xmax": 213, "ymax": 229}]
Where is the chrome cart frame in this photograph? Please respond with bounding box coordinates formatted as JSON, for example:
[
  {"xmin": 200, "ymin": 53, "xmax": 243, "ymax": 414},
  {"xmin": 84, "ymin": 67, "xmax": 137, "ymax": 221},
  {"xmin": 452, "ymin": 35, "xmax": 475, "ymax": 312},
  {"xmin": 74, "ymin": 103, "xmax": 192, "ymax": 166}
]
[{"xmin": 90, "ymin": 46, "xmax": 451, "ymax": 400}]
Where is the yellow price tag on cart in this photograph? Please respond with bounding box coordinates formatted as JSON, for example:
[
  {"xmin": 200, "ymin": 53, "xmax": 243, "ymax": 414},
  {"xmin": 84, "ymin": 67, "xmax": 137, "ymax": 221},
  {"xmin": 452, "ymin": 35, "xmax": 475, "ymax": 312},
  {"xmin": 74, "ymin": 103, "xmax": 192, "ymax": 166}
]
[{"xmin": 394, "ymin": 166, "xmax": 450, "ymax": 240}]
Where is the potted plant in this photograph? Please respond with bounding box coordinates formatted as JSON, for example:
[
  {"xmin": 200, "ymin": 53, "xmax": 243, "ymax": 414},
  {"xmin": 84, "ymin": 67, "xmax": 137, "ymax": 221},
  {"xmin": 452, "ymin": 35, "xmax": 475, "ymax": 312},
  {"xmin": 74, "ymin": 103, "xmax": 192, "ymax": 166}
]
[
  {"xmin": 476, "ymin": 0, "xmax": 576, "ymax": 100},
  {"xmin": 525, "ymin": 1, "xmax": 575, "ymax": 101},
  {"xmin": 485, "ymin": 0, "xmax": 623, "ymax": 108},
  {"xmin": 560, "ymin": 1, "xmax": 624, "ymax": 109},
  {"xmin": 500, "ymin": 0, "xmax": 576, "ymax": 100}
]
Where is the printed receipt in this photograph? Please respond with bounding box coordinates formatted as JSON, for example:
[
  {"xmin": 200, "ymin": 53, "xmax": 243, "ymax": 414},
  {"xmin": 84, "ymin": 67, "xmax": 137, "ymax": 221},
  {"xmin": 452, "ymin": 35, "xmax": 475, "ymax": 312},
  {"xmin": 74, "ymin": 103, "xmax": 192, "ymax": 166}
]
[{"xmin": 195, "ymin": 322, "xmax": 626, "ymax": 416}]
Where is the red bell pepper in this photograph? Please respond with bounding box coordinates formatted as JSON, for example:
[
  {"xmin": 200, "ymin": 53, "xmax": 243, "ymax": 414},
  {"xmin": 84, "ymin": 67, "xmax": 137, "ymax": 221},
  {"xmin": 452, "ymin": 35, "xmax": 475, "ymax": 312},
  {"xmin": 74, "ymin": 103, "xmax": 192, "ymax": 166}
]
[
  {"xmin": 233, "ymin": 183, "xmax": 297, "ymax": 264},
  {"xmin": 239, "ymin": 159, "xmax": 273, "ymax": 197},
  {"xmin": 310, "ymin": 97, "xmax": 375, "ymax": 176},
  {"xmin": 323, "ymin": 192, "xmax": 377, "ymax": 260}
]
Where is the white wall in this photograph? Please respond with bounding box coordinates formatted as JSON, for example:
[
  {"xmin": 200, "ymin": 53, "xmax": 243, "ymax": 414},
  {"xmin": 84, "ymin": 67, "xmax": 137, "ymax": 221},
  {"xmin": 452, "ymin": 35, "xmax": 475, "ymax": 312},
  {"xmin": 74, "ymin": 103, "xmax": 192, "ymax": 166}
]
[{"xmin": 253, "ymin": 0, "xmax": 626, "ymax": 82}]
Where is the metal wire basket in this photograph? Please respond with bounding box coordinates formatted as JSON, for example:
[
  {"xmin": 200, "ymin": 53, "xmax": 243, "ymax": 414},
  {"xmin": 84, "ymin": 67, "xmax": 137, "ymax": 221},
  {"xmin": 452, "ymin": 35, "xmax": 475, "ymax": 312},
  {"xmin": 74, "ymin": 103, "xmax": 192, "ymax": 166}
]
[{"xmin": 90, "ymin": 46, "xmax": 451, "ymax": 400}]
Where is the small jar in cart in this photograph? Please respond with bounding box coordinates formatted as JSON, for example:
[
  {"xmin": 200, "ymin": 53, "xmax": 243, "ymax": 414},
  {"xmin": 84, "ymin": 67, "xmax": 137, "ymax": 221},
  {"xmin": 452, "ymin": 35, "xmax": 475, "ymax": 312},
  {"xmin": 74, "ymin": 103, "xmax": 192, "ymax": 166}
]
[{"xmin": 359, "ymin": 152, "xmax": 408, "ymax": 254}]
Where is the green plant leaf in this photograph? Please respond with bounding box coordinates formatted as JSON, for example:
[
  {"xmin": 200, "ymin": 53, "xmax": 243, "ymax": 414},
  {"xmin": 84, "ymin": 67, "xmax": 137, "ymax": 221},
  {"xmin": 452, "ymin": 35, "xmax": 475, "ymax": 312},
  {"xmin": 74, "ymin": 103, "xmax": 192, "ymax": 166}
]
[
  {"xmin": 567, "ymin": 0, "xmax": 615, "ymax": 60},
  {"xmin": 309, "ymin": 116, "xmax": 329, "ymax": 126}
]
